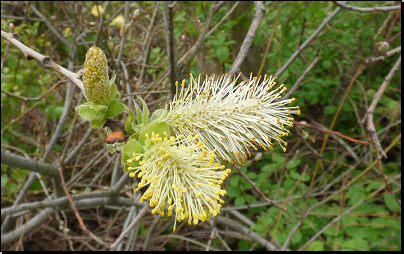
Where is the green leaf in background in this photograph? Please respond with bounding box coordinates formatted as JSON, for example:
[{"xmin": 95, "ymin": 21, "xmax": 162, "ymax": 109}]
[
  {"xmin": 107, "ymin": 99, "xmax": 126, "ymax": 119},
  {"xmin": 340, "ymin": 239, "xmax": 369, "ymax": 251},
  {"xmin": 384, "ymin": 194, "xmax": 400, "ymax": 212},
  {"xmin": 76, "ymin": 102, "xmax": 107, "ymax": 121},
  {"xmin": 226, "ymin": 185, "xmax": 242, "ymax": 198},
  {"xmin": 234, "ymin": 196, "xmax": 246, "ymax": 207},
  {"xmin": 6, "ymin": 182, "xmax": 18, "ymax": 195},
  {"xmin": 257, "ymin": 214, "xmax": 273, "ymax": 227},
  {"xmin": 217, "ymin": 47, "xmax": 229, "ymax": 63},
  {"xmin": 345, "ymin": 226, "xmax": 369, "ymax": 239},
  {"xmin": 324, "ymin": 105, "xmax": 337, "ymax": 115},
  {"xmin": 241, "ymin": 179, "xmax": 253, "ymax": 190},
  {"xmin": 286, "ymin": 159, "xmax": 301, "ymax": 169},
  {"xmin": 53, "ymin": 106, "xmax": 64, "ymax": 119},
  {"xmin": 322, "ymin": 59, "xmax": 332, "ymax": 69},
  {"xmin": 290, "ymin": 171, "xmax": 301, "ymax": 180},
  {"xmin": 307, "ymin": 240, "xmax": 324, "ymax": 251},
  {"xmin": 1, "ymin": 174, "xmax": 8, "ymax": 187},
  {"xmin": 229, "ymin": 174, "xmax": 241, "ymax": 187},
  {"xmin": 272, "ymin": 154, "xmax": 285, "ymax": 167},
  {"xmin": 138, "ymin": 121, "xmax": 168, "ymax": 145},
  {"xmin": 292, "ymin": 230, "xmax": 302, "ymax": 244}
]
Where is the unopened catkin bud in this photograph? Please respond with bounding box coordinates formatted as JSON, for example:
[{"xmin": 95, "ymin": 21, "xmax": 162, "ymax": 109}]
[
  {"xmin": 83, "ymin": 46, "xmax": 110, "ymax": 104},
  {"xmin": 133, "ymin": 9, "xmax": 140, "ymax": 19},
  {"xmin": 377, "ymin": 41, "xmax": 389, "ymax": 53}
]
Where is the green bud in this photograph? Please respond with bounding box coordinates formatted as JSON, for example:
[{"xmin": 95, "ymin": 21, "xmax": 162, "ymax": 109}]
[{"xmin": 83, "ymin": 46, "xmax": 111, "ymax": 104}]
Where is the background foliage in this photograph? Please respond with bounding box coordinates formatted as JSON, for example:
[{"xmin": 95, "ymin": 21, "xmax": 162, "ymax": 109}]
[{"xmin": 1, "ymin": 1, "xmax": 401, "ymax": 251}]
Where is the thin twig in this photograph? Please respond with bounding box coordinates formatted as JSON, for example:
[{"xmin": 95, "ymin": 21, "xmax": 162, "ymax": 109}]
[
  {"xmin": 94, "ymin": 1, "xmax": 111, "ymax": 46},
  {"xmin": 177, "ymin": 3, "xmax": 218, "ymax": 69},
  {"xmin": 139, "ymin": 1, "xmax": 159, "ymax": 82},
  {"xmin": 275, "ymin": 4, "xmax": 342, "ymax": 78},
  {"xmin": 361, "ymin": 55, "xmax": 401, "ymax": 158},
  {"xmin": 257, "ymin": 2, "xmax": 280, "ymax": 77},
  {"xmin": 281, "ymin": 57, "xmax": 319, "ymax": 101},
  {"xmin": 294, "ymin": 121, "xmax": 369, "ymax": 145},
  {"xmin": 114, "ymin": 2, "xmax": 130, "ymax": 72},
  {"xmin": 29, "ymin": 4, "xmax": 70, "ymax": 47},
  {"xmin": 162, "ymin": 1, "xmax": 178, "ymax": 102},
  {"xmin": 1, "ymin": 30, "xmax": 84, "ymax": 93},
  {"xmin": 294, "ymin": 126, "xmax": 326, "ymax": 160},
  {"xmin": 332, "ymin": 1, "xmax": 400, "ymax": 14},
  {"xmin": 1, "ymin": 79, "xmax": 67, "ymax": 102},
  {"xmin": 215, "ymin": 216, "xmax": 279, "ymax": 251},
  {"xmin": 204, "ymin": 1, "xmax": 240, "ymax": 39},
  {"xmin": 109, "ymin": 205, "xmax": 149, "ymax": 250},
  {"xmin": 364, "ymin": 46, "xmax": 401, "ymax": 65},
  {"xmin": 228, "ymin": 1, "xmax": 265, "ymax": 78},
  {"xmin": 234, "ymin": 165, "xmax": 299, "ymax": 219},
  {"xmin": 57, "ymin": 155, "xmax": 111, "ymax": 248}
]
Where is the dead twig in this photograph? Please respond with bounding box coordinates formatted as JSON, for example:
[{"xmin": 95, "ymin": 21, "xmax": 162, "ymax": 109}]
[
  {"xmin": 1, "ymin": 30, "xmax": 84, "ymax": 93},
  {"xmin": 57, "ymin": 154, "xmax": 111, "ymax": 248},
  {"xmin": 1, "ymin": 79, "xmax": 67, "ymax": 102},
  {"xmin": 361, "ymin": 55, "xmax": 401, "ymax": 158},
  {"xmin": 294, "ymin": 126, "xmax": 326, "ymax": 161},
  {"xmin": 257, "ymin": 2, "xmax": 280, "ymax": 77},
  {"xmin": 162, "ymin": 1, "xmax": 178, "ymax": 102},
  {"xmin": 280, "ymin": 57, "xmax": 319, "ymax": 101},
  {"xmin": 275, "ymin": 4, "xmax": 342, "ymax": 78},
  {"xmin": 364, "ymin": 46, "xmax": 401, "ymax": 65},
  {"xmin": 94, "ymin": 1, "xmax": 111, "ymax": 47},
  {"xmin": 332, "ymin": 1, "xmax": 400, "ymax": 14},
  {"xmin": 228, "ymin": 1, "xmax": 265, "ymax": 78},
  {"xmin": 109, "ymin": 205, "xmax": 149, "ymax": 250}
]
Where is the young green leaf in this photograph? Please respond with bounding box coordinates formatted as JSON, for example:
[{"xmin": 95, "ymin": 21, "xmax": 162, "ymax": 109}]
[
  {"xmin": 138, "ymin": 121, "xmax": 168, "ymax": 145},
  {"xmin": 107, "ymin": 99, "xmax": 126, "ymax": 119},
  {"xmin": 108, "ymin": 74, "xmax": 119, "ymax": 101},
  {"xmin": 133, "ymin": 99, "xmax": 143, "ymax": 125},
  {"xmin": 137, "ymin": 96, "xmax": 150, "ymax": 126},
  {"xmin": 122, "ymin": 139, "xmax": 144, "ymax": 169},
  {"xmin": 91, "ymin": 116, "xmax": 107, "ymax": 128},
  {"xmin": 76, "ymin": 102, "xmax": 107, "ymax": 121},
  {"xmin": 150, "ymin": 108, "xmax": 168, "ymax": 123}
]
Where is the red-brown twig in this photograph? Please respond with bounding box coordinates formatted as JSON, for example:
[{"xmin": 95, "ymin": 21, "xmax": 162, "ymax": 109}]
[
  {"xmin": 57, "ymin": 155, "xmax": 111, "ymax": 248},
  {"xmin": 294, "ymin": 121, "xmax": 369, "ymax": 145},
  {"xmin": 386, "ymin": 5, "xmax": 401, "ymax": 39}
]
